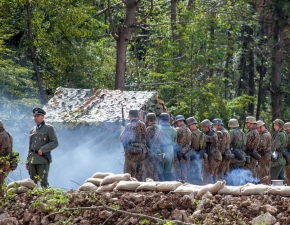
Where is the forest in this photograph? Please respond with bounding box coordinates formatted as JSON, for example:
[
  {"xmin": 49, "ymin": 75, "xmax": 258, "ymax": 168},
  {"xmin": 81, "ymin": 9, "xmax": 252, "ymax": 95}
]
[{"xmin": 0, "ymin": 0, "xmax": 290, "ymax": 125}]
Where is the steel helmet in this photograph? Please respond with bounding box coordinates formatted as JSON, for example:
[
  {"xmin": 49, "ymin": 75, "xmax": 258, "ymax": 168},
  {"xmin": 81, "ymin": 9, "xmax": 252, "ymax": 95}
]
[
  {"xmin": 212, "ymin": 118, "xmax": 223, "ymax": 125},
  {"xmin": 175, "ymin": 115, "xmax": 185, "ymax": 123},
  {"xmin": 245, "ymin": 116, "xmax": 257, "ymax": 124},
  {"xmin": 273, "ymin": 119, "xmax": 284, "ymax": 128},
  {"xmin": 186, "ymin": 117, "xmax": 197, "ymax": 125},
  {"xmin": 228, "ymin": 119, "xmax": 239, "ymax": 128},
  {"xmin": 129, "ymin": 109, "xmax": 139, "ymax": 117},
  {"xmin": 284, "ymin": 122, "xmax": 290, "ymax": 130},
  {"xmin": 256, "ymin": 120, "xmax": 265, "ymax": 128},
  {"xmin": 159, "ymin": 113, "xmax": 170, "ymax": 121},
  {"xmin": 200, "ymin": 119, "xmax": 212, "ymax": 128},
  {"xmin": 147, "ymin": 113, "xmax": 157, "ymax": 121}
]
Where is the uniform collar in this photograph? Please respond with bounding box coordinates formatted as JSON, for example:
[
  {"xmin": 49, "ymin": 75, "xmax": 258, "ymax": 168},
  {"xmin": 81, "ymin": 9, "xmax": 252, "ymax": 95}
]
[{"xmin": 37, "ymin": 121, "xmax": 45, "ymax": 129}]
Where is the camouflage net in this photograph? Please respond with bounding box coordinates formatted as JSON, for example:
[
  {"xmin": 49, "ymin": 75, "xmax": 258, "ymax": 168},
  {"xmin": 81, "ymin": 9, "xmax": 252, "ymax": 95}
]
[{"xmin": 44, "ymin": 87, "xmax": 168, "ymax": 129}]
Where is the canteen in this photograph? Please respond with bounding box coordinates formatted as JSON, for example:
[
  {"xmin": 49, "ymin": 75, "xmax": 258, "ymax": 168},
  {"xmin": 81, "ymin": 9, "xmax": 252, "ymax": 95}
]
[{"xmin": 271, "ymin": 180, "xmax": 284, "ymax": 186}]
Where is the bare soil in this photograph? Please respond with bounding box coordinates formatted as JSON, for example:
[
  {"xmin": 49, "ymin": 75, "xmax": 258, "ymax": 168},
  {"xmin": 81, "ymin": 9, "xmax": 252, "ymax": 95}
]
[{"xmin": 1, "ymin": 190, "xmax": 289, "ymax": 224}]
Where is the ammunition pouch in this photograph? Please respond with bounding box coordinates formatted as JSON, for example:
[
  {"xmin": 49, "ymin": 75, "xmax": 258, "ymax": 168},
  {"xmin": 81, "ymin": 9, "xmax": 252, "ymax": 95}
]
[
  {"xmin": 282, "ymin": 151, "xmax": 290, "ymax": 165},
  {"xmin": 247, "ymin": 149, "xmax": 261, "ymax": 160},
  {"xmin": 258, "ymin": 149, "xmax": 271, "ymax": 157},
  {"xmin": 126, "ymin": 143, "xmax": 143, "ymax": 155},
  {"xmin": 232, "ymin": 148, "xmax": 244, "ymax": 160},
  {"xmin": 223, "ymin": 153, "xmax": 235, "ymax": 159}
]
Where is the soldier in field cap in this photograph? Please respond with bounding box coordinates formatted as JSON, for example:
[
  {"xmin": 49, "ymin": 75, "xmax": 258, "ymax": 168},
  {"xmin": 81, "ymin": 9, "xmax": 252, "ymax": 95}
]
[{"xmin": 26, "ymin": 108, "xmax": 59, "ymax": 188}]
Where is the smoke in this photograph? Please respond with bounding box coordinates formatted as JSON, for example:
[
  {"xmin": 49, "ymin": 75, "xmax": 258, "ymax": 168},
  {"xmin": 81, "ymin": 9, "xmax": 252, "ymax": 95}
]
[
  {"xmin": 2, "ymin": 101, "xmax": 125, "ymax": 189},
  {"xmin": 225, "ymin": 169, "xmax": 260, "ymax": 186}
]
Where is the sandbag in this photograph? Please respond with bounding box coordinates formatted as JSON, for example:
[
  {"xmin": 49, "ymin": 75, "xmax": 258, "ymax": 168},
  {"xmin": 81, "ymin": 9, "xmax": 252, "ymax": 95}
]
[
  {"xmin": 184, "ymin": 184, "xmax": 203, "ymax": 189},
  {"xmin": 146, "ymin": 178, "xmax": 154, "ymax": 182},
  {"xmin": 78, "ymin": 183, "xmax": 98, "ymax": 191},
  {"xmin": 241, "ymin": 184, "xmax": 269, "ymax": 195},
  {"xmin": 97, "ymin": 181, "xmax": 118, "ymax": 192},
  {"xmin": 137, "ymin": 182, "xmax": 157, "ymax": 191},
  {"xmin": 85, "ymin": 178, "xmax": 103, "ymax": 186},
  {"xmin": 197, "ymin": 180, "xmax": 226, "ymax": 198},
  {"xmin": 156, "ymin": 181, "xmax": 182, "ymax": 192},
  {"xmin": 218, "ymin": 186, "xmax": 242, "ymax": 196},
  {"xmin": 7, "ymin": 186, "xmax": 29, "ymax": 194},
  {"xmin": 7, "ymin": 178, "xmax": 36, "ymax": 190},
  {"xmin": 115, "ymin": 181, "xmax": 141, "ymax": 191},
  {"xmin": 267, "ymin": 186, "xmax": 290, "ymax": 196},
  {"xmin": 101, "ymin": 173, "xmax": 131, "ymax": 186},
  {"xmin": 172, "ymin": 185, "xmax": 200, "ymax": 195},
  {"xmin": 92, "ymin": 172, "xmax": 114, "ymax": 179}
]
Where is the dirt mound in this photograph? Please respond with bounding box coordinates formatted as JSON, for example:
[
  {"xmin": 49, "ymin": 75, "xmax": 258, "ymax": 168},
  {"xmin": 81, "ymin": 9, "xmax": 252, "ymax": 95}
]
[{"xmin": 1, "ymin": 188, "xmax": 289, "ymax": 224}]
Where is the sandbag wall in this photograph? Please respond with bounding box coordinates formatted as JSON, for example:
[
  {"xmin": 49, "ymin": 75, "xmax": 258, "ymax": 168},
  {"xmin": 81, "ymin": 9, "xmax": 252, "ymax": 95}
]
[{"xmin": 79, "ymin": 173, "xmax": 290, "ymax": 197}]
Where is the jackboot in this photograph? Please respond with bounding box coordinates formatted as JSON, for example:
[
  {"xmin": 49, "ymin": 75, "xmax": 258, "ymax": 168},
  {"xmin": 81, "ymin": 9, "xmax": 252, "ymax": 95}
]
[
  {"xmin": 158, "ymin": 174, "xmax": 164, "ymax": 181},
  {"xmin": 164, "ymin": 173, "xmax": 173, "ymax": 181}
]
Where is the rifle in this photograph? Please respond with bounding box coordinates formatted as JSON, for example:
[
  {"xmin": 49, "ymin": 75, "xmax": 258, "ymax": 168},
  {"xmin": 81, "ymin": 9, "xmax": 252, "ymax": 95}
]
[{"xmin": 121, "ymin": 103, "xmax": 125, "ymax": 126}]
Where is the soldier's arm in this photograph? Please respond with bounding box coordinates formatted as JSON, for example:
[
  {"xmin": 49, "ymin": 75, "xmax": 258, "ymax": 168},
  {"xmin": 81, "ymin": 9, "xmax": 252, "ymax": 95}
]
[{"xmin": 40, "ymin": 126, "xmax": 59, "ymax": 153}]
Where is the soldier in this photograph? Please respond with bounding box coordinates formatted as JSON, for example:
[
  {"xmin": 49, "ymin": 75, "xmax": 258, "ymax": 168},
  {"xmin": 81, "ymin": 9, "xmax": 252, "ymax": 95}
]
[
  {"xmin": 244, "ymin": 116, "xmax": 260, "ymax": 177},
  {"xmin": 256, "ymin": 120, "xmax": 272, "ymax": 184},
  {"xmin": 228, "ymin": 119, "xmax": 247, "ymax": 171},
  {"xmin": 120, "ymin": 109, "xmax": 147, "ymax": 181},
  {"xmin": 144, "ymin": 113, "xmax": 162, "ymax": 181},
  {"xmin": 186, "ymin": 117, "xmax": 206, "ymax": 184},
  {"xmin": 213, "ymin": 118, "xmax": 231, "ymax": 180},
  {"xmin": 0, "ymin": 121, "xmax": 13, "ymax": 197},
  {"xmin": 270, "ymin": 119, "xmax": 287, "ymax": 181},
  {"xmin": 284, "ymin": 122, "xmax": 290, "ymax": 185},
  {"xmin": 158, "ymin": 113, "xmax": 177, "ymax": 181},
  {"xmin": 26, "ymin": 108, "xmax": 59, "ymax": 188},
  {"xmin": 200, "ymin": 119, "xmax": 222, "ymax": 184},
  {"xmin": 174, "ymin": 115, "xmax": 192, "ymax": 181}
]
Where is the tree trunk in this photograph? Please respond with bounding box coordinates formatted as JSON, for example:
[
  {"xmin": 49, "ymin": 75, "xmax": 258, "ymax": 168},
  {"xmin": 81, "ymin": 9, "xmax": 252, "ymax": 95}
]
[
  {"xmin": 270, "ymin": 20, "xmax": 284, "ymax": 120},
  {"xmin": 115, "ymin": 1, "xmax": 138, "ymax": 91},
  {"xmin": 171, "ymin": 0, "xmax": 178, "ymax": 58},
  {"xmin": 25, "ymin": 0, "xmax": 46, "ymax": 103}
]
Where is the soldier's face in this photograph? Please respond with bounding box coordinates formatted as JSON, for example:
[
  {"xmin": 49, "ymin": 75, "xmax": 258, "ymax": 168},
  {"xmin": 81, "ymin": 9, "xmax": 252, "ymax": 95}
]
[
  {"xmin": 286, "ymin": 129, "xmax": 290, "ymax": 134},
  {"xmin": 189, "ymin": 124, "xmax": 196, "ymax": 131},
  {"xmin": 273, "ymin": 124, "xmax": 280, "ymax": 131},
  {"xmin": 245, "ymin": 122, "xmax": 250, "ymax": 128},
  {"xmin": 202, "ymin": 127, "xmax": 209, "ymax": 132},
  {"xmin": 34, "ymin": 114, "xmax": 44, "ymax": 124}
]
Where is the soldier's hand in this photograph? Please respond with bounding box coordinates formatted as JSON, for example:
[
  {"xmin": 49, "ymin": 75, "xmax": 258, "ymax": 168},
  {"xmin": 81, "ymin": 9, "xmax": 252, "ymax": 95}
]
[
  {"xmin": 26, "ymin": 164, "xmax": 29, "ymax": 170},
  {"xmin": 38, "ymin": 149, "xmax": 43, "ymax": 155}
]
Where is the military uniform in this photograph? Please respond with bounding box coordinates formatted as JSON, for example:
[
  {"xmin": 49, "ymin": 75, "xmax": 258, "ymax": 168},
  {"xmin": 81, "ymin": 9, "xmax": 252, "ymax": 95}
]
[
  {"xmin": 0, "ymin": 121, "xmax": 13, "ymax": 197},
  {"xmin": 270, "ymin": 120, "xmax": 287, "ymax": 180},
  {"xmin": 257, "ymin": 123, "xmax": 272, "ymax": 184},
  {"xmin": 244, "ymin": 126, "xmax": 260, "ymax": 177},
  {"xmin": 158, "ymin": 113, "xmax": 177, "ymax": 181},
  {"xmin": 216, "ymin": 127, "xmax": 231, "ymax": 180},
  {"xmin": 284, "ymin": 122, "xmax": 290, "ymax": 185},
  {"xmin": 174, "ymin": 115, "xmax": 192, "ymax": 181},
  {"xmin": 120, "ymin": 112, "xmax": 147, "ymax": 181},
  {"xmin": 188, "ymin": 127, "xmax": 206, "ymax": 184},
  {"xmin": 145, "ymin": 120, "xmax": 162, "ymax": 181},
  {"xmin": 203, "ymin": 127, "xmax": 222, "ymax": 184},
  {"xmin": 229, "ymin": 127, "xmax": 247, "ymax": 170},
  {"xmin": 27, "ymin": 108, "xmax": 58, "ymax": 188}
]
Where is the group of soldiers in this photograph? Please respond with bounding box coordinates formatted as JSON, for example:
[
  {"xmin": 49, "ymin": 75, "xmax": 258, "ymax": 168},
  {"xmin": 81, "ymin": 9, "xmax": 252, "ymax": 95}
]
[{"xmin": 120, "ymin": 109, "xmax": 290, "ymax": 185}]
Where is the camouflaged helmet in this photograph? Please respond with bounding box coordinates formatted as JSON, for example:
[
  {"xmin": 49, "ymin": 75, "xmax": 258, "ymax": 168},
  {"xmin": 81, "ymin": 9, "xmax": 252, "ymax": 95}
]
[
  {"xmin": 186, "ymin": 117, "xmax": 197, "ymax": 125},
  {"xmin": 284, "ymin": 122, "xmax": 290, "ymax": 130},
  {"xmin": 273, "ymin": 119, "xmax": 284, "ymax": 128},
  {"xmin": 200, "ymin": 119, "xmax": 212, "ymax": 128},
  {"xmin": 0, "ymin": 120, "xmax": 4, "ymax": 128},
  {"xmin": 212, "ymin": 118, "xmax": 223, "ymax": 125},
  {"xmin": 175, "ymin": 115, "xmax": 185, "ymax": 123},
  {"xmin": 256, "ymin": 120, "xmax": 265, "ymax": 128},
  {"xmin": 129, "ymin": 109, "xmax": 139, "ymax": 117},
  {"xmin": 159, "ymin": 113, "xmax": 170, "ymax": 121},
  {"xmin": 228, "ymin": 119, "xmax": 239, "ymax": 128},
  {"xmin": 147, "ymin": 113, "xmax": 157, "ymax": 121},
  {"xmin": 245, "ymin": 116, "xmax": 257, "ymax": 124}
]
